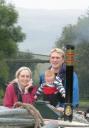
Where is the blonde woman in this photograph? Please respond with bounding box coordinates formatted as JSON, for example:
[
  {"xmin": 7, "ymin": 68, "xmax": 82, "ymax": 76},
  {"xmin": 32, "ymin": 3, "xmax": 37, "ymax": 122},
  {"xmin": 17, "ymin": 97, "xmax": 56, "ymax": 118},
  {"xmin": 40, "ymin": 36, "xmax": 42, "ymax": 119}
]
[{"xmin": 3, "ymin": 66, "xmax": 37, "ymax": 108}]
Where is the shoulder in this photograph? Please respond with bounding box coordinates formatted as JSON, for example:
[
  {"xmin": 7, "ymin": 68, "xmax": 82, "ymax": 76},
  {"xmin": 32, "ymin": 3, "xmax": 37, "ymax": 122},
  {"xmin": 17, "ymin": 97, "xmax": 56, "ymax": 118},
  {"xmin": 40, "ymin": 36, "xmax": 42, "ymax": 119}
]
[
  {"xmin": 39, "ymin": 72, "xmax": 45, "ymax": 78},
  {"xmin": 55, "ymin": 76, "xmax": 62, "ymax": 82},
  {"xmin": 73, "ymin": 72, "xmax": 77, "ymax": 76},
  {"xmin": 6, "ymin": 83, "xmax": 15, "ymax": 90},
  {"xmin": 6, "ymin": 83, "xmax": 14, "ymax": 89},
  {"xmin": 56, "ymin": 76, "xmax": 61, "ymax": 80},
  {"xmin": 5, "ymin": 83, "xmax": 15, "ymax": 93},
  {"xmin": 73, "ymin": 72, "xmax": 78, "ymax": 79},
  {"xmin": 39, "ymin": 72, "xmax": 45, "ymax": 84},
  {"xmin": 59, "ymin": 64, "xmax": 66, "ymax": 73}
]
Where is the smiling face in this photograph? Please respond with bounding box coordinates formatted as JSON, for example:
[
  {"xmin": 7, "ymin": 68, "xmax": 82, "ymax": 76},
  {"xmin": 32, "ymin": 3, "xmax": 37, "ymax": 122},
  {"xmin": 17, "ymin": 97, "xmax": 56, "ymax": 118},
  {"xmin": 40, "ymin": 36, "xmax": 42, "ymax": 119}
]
[
  {"xmin": 50, "ymin": 51, "xmax": 64, "ymax": 70},
  {"xmin": 17, "ymin": 69, "xmax": 31, "ymax": 88}
]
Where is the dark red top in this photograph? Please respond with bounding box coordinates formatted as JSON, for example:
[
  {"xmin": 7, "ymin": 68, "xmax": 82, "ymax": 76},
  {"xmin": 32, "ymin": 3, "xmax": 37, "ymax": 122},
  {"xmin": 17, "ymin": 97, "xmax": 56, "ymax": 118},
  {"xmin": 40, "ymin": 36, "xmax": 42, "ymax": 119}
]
[{"xmin": 3, "ymin": 83, "xmax": 37, "ymax": 108}]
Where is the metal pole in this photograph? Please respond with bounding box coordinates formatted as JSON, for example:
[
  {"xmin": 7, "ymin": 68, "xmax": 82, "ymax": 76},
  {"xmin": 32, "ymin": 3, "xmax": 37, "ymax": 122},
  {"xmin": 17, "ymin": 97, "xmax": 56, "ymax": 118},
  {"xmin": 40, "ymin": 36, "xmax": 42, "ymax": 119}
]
[{"xmin": 64, "ymin": 45, "xmax": 75, "ymax": 122}]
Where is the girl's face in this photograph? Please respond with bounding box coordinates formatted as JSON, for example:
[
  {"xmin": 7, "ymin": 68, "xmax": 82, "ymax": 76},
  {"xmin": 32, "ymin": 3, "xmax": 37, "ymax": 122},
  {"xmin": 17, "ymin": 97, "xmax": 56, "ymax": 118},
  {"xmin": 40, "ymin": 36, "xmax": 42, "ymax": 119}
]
[{"xmin": 18, "ymin": 70, "xmax": 31, "ymax": 87}]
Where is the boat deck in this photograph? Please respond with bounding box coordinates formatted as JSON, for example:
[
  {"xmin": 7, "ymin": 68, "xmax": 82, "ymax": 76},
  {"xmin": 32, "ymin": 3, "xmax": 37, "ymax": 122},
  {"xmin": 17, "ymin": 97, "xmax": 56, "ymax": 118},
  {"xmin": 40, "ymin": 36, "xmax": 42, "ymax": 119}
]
[{"xmin": 0, "ymin": 101, "xmax": 89, "ymax": 128}]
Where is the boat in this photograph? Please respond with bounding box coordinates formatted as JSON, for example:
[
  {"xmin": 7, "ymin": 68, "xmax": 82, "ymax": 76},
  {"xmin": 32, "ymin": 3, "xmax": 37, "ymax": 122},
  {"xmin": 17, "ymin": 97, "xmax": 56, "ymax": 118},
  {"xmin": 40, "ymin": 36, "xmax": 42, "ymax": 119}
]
[{"xmin": 0, "ymin": 100, "xmax": 89, "ymax": 128}]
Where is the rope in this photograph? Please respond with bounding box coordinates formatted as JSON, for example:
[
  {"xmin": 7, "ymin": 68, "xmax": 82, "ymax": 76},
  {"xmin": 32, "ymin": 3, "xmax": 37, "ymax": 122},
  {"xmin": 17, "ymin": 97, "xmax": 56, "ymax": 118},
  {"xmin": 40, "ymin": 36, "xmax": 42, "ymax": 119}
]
[{"xmin": 14, "ymin": 102, "xmax": 44, "ymax": 128}]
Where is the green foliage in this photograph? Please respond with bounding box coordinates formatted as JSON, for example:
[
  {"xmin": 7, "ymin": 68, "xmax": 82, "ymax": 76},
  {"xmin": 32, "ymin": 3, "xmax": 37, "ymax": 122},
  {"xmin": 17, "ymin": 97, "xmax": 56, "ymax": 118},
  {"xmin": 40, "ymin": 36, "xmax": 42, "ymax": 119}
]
[
  {"xmin": 79, "ymin": 99, "xmax": 89, "ymax": 108},
  {"xmin": 76, "ymin": 42, "xmax": 89, "ymax": 98},
  {"xmin": 55, "ymin": 24, "xmax": 77, "ymax": 48},
  {"xmin": 0, "ymin": 0, "xmax": 25, "ymax": 57},
  {"xmin": 56, "ymin": 14, "xmax": 89, "ymax": 48},
  {"xmin": 55, "ymin": 11, "xmax": 89, "ymax": 99},
  {"xmin": 0, "ymin": 3, "xmax": 18, "ymax": 26},
  {"xmin": 0, "ymin": 40, "xmax": 18, "ymax": 57},
  {"xmin": 0, "ymin": 88, "xmax": 4, "ymax": 99},
  {"xmin": 0, "ymin": 58, "xmax": 9, "ymax": 89},
  {"xmin": 0, "ymin": 0, "xmax": 26, "ymax": 89}
]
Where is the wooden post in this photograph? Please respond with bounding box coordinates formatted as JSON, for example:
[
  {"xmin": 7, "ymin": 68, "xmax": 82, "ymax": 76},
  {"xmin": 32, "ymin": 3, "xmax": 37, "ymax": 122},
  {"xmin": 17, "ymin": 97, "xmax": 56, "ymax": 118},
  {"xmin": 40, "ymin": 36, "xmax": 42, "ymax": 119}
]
[{"xmin": 64, "ymin": 45, "xmax": 75, "ymax": 122}]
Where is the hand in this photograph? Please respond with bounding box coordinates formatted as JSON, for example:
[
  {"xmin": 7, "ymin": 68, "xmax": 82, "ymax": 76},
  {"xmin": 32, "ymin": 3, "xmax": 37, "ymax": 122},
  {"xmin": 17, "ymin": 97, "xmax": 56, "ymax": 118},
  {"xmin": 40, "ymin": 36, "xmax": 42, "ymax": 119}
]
[
  {"xmin": 24, "ymin": 79, "xmax": 33, "ymax": 93},
  {"xmin": 56, "ymin": 107, "xmax": 64, "ymax": 112},
  {"xmin": 34, "ymin": 95, "xmax": 38, "ymax": 100},
  {"xmin": 62, "ymin": 94, "xmax": 65, "ymax": 98}
]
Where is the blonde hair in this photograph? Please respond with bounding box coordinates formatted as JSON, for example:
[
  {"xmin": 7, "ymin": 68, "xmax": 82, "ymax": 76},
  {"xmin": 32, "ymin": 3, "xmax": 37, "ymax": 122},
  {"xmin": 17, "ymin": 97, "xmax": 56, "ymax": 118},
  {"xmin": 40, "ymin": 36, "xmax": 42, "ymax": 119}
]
[
  {"xmin": 15, "ymin": 66, "xmax": 32, "ymax": 78},
  {"xmin": 45, "ymin": 70, "xmax": 55, "ymax": 78},
  {"xmin": 50, "ymin": 48, "xmax": 65, "ymax": 58}
]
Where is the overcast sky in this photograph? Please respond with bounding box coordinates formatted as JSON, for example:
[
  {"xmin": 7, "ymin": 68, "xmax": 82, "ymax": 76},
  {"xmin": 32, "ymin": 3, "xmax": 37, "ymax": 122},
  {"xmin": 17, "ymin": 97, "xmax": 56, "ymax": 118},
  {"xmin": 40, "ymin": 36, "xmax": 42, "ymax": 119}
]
[
  {"xmin": 6, "ymin": 0, "xmax": 89, "ymax": 55},
  {"xmin": 7, "ymin": 0, "xmax": 89, "ymax": 10}
]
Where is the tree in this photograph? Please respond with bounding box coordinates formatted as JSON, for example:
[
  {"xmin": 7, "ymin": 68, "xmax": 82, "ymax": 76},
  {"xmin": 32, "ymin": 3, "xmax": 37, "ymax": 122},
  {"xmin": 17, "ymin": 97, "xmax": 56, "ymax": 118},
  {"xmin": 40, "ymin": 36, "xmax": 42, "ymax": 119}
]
[
  {"xmin": 76, "ymin": 42, "xmax": 89, "ymax": 99},
  {"xmin": 0, "ymin": 0, "xmax": 25, "ymax": 57},
  {"xmin": 55, "ymin": 12, "xmax": 89, "ymax": 99},
  {"xmin": 0, "ymin": 0, "xmax": 25, "ymax": 89},
  {"xmin": 56, "ymin": 13, "xmax": 89, "ymax": 48}
]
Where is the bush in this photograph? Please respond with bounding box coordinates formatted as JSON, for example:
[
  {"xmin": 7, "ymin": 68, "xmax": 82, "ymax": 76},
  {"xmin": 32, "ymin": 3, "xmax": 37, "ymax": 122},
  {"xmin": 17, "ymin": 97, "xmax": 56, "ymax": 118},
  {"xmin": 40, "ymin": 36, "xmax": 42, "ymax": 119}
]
[{"xmin": 0, "ymin": 88, "xmax": 4, "ymax": 99}]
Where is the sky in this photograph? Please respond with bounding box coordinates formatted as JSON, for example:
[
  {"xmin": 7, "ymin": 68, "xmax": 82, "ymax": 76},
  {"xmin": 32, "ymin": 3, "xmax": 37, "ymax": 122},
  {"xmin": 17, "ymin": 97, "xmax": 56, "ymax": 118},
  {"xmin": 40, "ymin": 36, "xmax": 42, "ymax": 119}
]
[
  {"xmin": 7, "ymin": 0, "xmax": 89, "ymax": 10},
  {"xmin": 6, "ymin": 0, "xmax": 89, "ymax": 55}
]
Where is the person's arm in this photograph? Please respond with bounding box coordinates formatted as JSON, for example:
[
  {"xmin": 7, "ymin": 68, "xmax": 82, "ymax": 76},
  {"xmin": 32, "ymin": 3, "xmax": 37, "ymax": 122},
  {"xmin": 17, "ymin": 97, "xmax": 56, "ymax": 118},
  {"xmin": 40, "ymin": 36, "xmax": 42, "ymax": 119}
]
[
  {"xmin": 24, "ymin": 79, "xmax": 33, "ymax": 94},
  {"xmin": 72, "ymin": 72, "xmax": 79, "ymax": 108},
  {"xmin": 39, "ymin": 73, "xmax": 45, "ymax": 85},
  {"xmin": 3, "ymin": 84, "xmax": 15, "ymax": 108},
  {"xmin": 34, "ymin": 84, "xmax": 45, "ymax": 101},
  {"xmin": 34, "ymin": 83, "xmax": 45, "ymax": 100},
  {"xmin": 54, "ymin": 76, "xmax": 66, "ymax": 97}
]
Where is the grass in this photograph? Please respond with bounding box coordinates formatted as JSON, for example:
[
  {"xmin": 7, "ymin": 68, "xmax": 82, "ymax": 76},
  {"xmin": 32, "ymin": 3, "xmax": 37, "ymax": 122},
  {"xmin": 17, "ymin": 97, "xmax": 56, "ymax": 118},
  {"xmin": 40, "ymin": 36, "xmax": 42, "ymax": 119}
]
[{"xmin": 79, "ymin": 99, "xmax": 89, "ymax": 108}]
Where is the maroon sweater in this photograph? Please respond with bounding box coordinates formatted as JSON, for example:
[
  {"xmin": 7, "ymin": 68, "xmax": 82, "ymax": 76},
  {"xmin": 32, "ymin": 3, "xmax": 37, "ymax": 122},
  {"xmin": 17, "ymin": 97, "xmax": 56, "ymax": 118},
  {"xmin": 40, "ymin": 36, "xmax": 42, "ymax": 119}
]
[{"xmin": 3, "ymin": 83, "xmax": 37, "ymax": 108}]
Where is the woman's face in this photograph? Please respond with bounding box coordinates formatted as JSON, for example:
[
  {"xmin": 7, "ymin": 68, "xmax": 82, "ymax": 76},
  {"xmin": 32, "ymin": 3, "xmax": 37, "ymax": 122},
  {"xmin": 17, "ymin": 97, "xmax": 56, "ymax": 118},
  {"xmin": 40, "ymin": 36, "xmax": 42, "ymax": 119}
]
[
  {"xmin": 50, "ymin": 51, "xmax": 64, "ymax": 69},
  {"xmin": 18, "ymin": 69, "xmax": 31, "ymax": 87}
]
